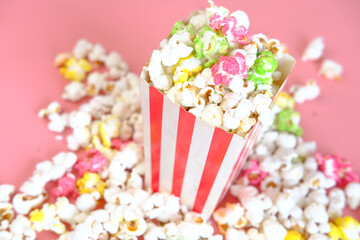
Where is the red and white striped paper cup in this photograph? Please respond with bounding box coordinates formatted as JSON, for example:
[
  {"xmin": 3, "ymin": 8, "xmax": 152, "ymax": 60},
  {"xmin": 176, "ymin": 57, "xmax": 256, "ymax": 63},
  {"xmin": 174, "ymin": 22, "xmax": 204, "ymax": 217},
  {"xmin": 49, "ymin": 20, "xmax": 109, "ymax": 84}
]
[{"xmin": 140, "ymin": 54, "xmax": 296, "ymax": 219}]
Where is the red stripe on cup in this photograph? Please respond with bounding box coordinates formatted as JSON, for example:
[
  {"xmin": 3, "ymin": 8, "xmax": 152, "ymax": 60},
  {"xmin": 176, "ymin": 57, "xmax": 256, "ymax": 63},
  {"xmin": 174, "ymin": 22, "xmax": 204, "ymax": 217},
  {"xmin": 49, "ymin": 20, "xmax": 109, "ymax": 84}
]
[
  {"xmin": 217, "ymin": 123, "xmax": 261, "ymax": 203},
  {"xmin": 192, "ymin": 128, "xmax": 233, "ymax": 213},
  {"xmin": 149, "ymin": 87, "xmax": 164, "ymax": 192},
  {"xmin": 171, "ymin": 107, "xmax": 196, "ymax": 197}
]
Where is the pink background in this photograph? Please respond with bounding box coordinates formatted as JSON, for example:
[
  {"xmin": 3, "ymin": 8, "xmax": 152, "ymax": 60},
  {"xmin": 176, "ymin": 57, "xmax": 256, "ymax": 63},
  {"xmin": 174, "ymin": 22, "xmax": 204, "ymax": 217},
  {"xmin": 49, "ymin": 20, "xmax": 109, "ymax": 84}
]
[{"xmin": 0, "ymin": 0, "xmax": 359, "ymax": 238}]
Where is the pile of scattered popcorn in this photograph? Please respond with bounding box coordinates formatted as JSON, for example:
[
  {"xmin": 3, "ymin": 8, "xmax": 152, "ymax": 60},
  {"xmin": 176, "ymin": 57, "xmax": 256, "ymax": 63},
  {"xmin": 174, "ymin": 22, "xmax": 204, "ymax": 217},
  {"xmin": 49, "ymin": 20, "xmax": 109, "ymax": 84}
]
[
  {"xmin": 0, "ymin": 40, "xmax": 225, "ymax": 240},
  {"xmin": 143, "ymin": 0, "xmax": 289, "ymax": 137},
  {"xmin": 213, "ymin": 90, "xmax": 360, "ymax": 240},
  {"xmin": 0, "ymin": 24, "xmax": 357, "ymax": 240}
]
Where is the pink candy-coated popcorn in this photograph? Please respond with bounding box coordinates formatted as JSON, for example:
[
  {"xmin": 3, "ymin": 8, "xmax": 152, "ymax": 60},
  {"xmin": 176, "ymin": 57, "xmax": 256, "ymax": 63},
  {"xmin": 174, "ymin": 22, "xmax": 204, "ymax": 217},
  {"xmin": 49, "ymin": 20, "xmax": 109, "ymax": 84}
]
[
  {"xmin": 243, "ymin": 159, "xmax": 268, "ymax": 185},
  {"xmin": 315, "ymin": 153, "xmax": 359, "ymax": 187},
  {"xmin": 74, "ymin": 160, "xmax": 91, "ymax": 176},
  {"xmin": 88, "ymin": 149, "xmax": 107, "ymax": 172},
  {"xmin": 51, "ymin": 173, "xmax": 76, "ymax": 198},
  {"xmin": 211, "ymin": 52, "xmax": 248, "ymax": 85},
  {"xmin": 111, "ymin": 138, "xmax": 136, "ymax": 150},
  {"xmin": 74, "ymin": 149, "xmax": 107, "ymax": 176},
  {"xmin": 111, "ymin": 138, "xmax": 122, "ymax": 150},
  {"xmin": 209, "ymin": 13, "xmax": 251, "ymax": 45}
]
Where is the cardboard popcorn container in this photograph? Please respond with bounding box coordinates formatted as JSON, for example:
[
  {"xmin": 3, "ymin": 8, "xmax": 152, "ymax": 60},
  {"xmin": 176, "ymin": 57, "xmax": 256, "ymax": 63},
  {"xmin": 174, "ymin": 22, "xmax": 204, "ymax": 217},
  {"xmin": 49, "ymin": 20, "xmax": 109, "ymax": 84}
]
[{"xmin": 139, "ymin": 54, "xmax": 295, "ymax": 220}]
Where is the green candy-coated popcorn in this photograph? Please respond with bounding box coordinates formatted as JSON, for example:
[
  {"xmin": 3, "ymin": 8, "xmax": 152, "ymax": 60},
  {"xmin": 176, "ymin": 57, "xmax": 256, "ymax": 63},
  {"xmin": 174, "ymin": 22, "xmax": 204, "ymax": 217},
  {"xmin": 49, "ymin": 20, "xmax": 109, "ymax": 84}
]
[
  {"xmin": 275, "ymin": 109, "xmax": 303, "ymax": 136},
  {"xmin": 170, "ymin": 21, "xmax": 185, "ymax": 35},
  {"xmin": 194, "ymin": 25, "xmax": 229, "ymax": 63},
  {"xmin": 186, "ymin": 24, "xmax": 195, "ymax": 37},
  {"xmin": 246, "ymin": 51, "xmax": 278, "ymax": 87},
  {"xmin": 247, "ymin": 72, "xmax": 273, "ymax": 86},
  {"xmin": 253, "ymin": 51, "xmax": 278, "ymax": 75}
]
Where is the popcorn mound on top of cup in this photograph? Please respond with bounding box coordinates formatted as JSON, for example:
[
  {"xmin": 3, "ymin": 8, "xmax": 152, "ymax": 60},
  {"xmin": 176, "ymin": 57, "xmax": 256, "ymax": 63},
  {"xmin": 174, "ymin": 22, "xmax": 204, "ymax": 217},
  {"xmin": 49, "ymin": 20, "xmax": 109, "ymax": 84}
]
[{"xmin": 140, "ymin": 0, "xmax": 296, "ymax": 219}]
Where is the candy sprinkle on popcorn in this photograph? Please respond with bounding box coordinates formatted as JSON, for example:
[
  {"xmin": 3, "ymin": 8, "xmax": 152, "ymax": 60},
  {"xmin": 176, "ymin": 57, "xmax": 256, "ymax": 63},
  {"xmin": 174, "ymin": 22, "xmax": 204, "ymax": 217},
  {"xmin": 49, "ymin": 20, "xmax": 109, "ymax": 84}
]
[{"xmin": 143, "ymin": 0, "xmax": 289, "ymax": 135}]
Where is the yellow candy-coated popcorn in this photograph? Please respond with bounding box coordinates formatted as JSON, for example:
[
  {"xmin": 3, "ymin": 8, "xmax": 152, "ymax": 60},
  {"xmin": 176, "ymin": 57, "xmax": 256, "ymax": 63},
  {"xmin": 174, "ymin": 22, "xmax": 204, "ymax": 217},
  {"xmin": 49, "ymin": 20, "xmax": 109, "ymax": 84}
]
[
  {"xmin": 59, "ymin": 57, "xmax": 92, "ymax": 82},
  {"xmin": 99, "ymin": 121, "xmax": 111, "ymax": 148},
  {"xmin": 329, "ymin": 222, "xmax": 345, "ymax": 240},
  {"xmin": 335, "ymin": 216, "xmax": 359, "ymax": 230},
  {"xmin": 172, "ymin": 55, "xmax": 202, "ymax": 84},
  {"xmin": 92, "ymin": 135, "xmax": 113, "ymax": 158},
  {"xmin": 284, "ymin": 230, "xmax": 305, "ymax": 240},
  {"xmin": 77, "ymin": 172, "xmax": 106, "ymax": 196},
  {"xmin": 276, "ymin": 92, "xmax": 295, "ymax": 109},
  {"xmin": 29, "ymin": 209, "xmax": 45, "ymax": 225},
  {"xmin": 329, "ymin": 217, "xmax": 360, "ymax": 240}
]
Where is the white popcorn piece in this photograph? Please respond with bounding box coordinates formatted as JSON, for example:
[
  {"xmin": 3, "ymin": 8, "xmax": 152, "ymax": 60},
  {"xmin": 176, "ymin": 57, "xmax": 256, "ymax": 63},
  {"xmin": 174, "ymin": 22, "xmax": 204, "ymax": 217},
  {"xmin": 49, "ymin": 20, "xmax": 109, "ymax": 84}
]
[
  {"xmin": 62, "ymin": 81, "xmax": 87, "ymax": 101},
  {"xmin": 73, "ymin": 39, "xmax": 93, "ymax": 59},
  {"xmin": 261, "ymin": 218, "xmax": 287, "ymax": 240},
  {"xmin": 307, "ymin": 188, "xmax": 329, "ymax": 206},
  {"xmin": 213, "ymin": 203, "xmax": 245, "ymax": 227},
  {"xmin": 302, "ymin": 37, "xmax": 325, "ymax": 61},
  {"xmin": 230, "ymin": 10, "xmax": 249, "ymax": 29},
  {"xmin": 148, "ymin": 50, "xmax": 173, "ymax": 91},
  {"xmin": 328, "ymin": 188, "xmax": 345, "ymax": 210},
  {"xmin": 308, "ymin": 234, "xmax": 328, "ymax": 240},
  {"xmin": 123, "ymin": 208, "xmax": 147, "ymax": 236},
  {"xmin": 226, "ymin": 228, "xmax": 249, "ymax": 240},
  {"xmin": 76, "ymin": 193, "xmax": 97, "ymax": 212},
  {"xmin": 68, "ymin": 110, "xmax": 92, "ymax": 129},
  {"xmin": 105, "ymin": 51, "xmax": 123, "ymax": 69},
  {"xmin": 55, "ymin": 197, "xmax": 79, "ymax": 224},
  {"xmin": 251, "ymin": 93, "xmax": 272, "ymax": 115},
  {"xmin": 220, "ymin": 93, "xmax": 241, "ymax": 111},
  {"xmin": 86, "ymin": 72, "xmax": 108, "ymax": 95},
  {"xmin": 290, "ymin": 80, "xmax": 320, "ymax": 104},
  {"xmin": 0, "ymin": 184, "xmax": 15, "ymax": 202},
  {"xmin": 304, "ymin": 203, "xmax": 329, "ymax": 223},
  {"xmin": 318, "ymin": 222, "xmax": 331, "ymax": 234},
  {"xmin": 10, "ymin": 215, "xmax": 36, "ymax": 239},
  {"xmin": 275, "ymin": 193, "xmax": 295, "ymax": 219},
  {"xmin": 200, "ymin": 104, "xmax": 223, "ymax": 127},
  {"xmin": 345, "ymin": 182, "xmax": 360, "ymax": 210},
  {"xmin": 223, "ymin": 109, "xmax": 241, "ymax": 130},
  {"xmin": 242, "ymin": 196, "xmax": 264, "ymax": 226},
  {"xmin": 19, "ymin": 180, "xmax": 43, "ymax": 197},
  {"xmin": 189, "ymin": 12, "xmax": 208, "ymax": 32},
  {"xmin": 144, "ymin": 223, "xmax": 167, "ymax": 240},
  {"xmin": 47, "ymin": 113, "xmax": 67, "ymax": 133},
  {"xmin": 38, "ymin": 101, "xmax": 61, "ymax": 118},
  {"xmin": 160, "ymin": 34, "xmax": 193, "ymax": 67},
  {"xmin": 88, "ymin": 43, "xmax": 107, "ymax": 62},
  {"xmin": 306, "ymin": 220, "xmax": 319, "ymax": 235},
  {"xmin": 304, "ymin": 170, "xmax": 335, "ymax": 189},
  {"xmin": 276, "ymin": 132, "xmax": 297, "ymax": 149},
  {"xmin": 0, "ymin": 231, "xmax": 13, "ymax": 239},
  {"xmin": 72, "ymin": 222, "xmax": 96, "ymax": 239},
  {"xmin": 0, "ymin": 202, "xmax": 14, "ymax": 230},
  {"xmin": 234, "ymin": 99, "xmax": 252, "ymax": 120},
  {"xmin": 52, "ymin": 151, "xmax": 77, "ymax": 170},
  {"xmin": 319, "ymin": 59, "xmax": 343, "ymax": 80},
  {"xmin": 281, "ymin": 163, "xmax": 304, "ymax": 187},
  {"xmin": 247, "ymin": 228, "xmax": 265, "ymax": 240},
  {"xmin": 304, "ymin": 157, "xmax": 318, "ymax": 171},
  {"xmin": 12, "ymin": 193, "xmax": 46, "ymax": 215},
  {"xmin": 296, "ymin": 141, "xmax": 317, "ymax": 158}
]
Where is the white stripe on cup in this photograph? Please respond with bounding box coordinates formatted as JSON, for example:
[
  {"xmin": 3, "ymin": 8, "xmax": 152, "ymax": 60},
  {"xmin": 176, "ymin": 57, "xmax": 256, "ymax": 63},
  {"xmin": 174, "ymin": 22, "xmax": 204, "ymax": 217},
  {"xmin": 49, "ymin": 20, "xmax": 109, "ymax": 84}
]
[
  {"xmin": 159, "ymin": 96, "xmax": 180, "ymax": 193},
  {"xmin": 200, "ymin": 134, "xmax": 246, "ymax": 219},
  {"xmin": 139, "ymin": 79, "xmax": 152, "ymax": 189},
  {"xmin": 180, "ymin": 119, "xmax": 215, "ymax": 209}
]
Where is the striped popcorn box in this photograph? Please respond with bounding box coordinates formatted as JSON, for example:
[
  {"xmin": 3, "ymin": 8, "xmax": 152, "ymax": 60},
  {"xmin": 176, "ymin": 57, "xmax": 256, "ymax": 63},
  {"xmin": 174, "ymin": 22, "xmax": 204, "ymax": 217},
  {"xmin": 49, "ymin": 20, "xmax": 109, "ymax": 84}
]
[{"xmin": 140, "ymin": 53, "xmax": 295, "ymax": 220}]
